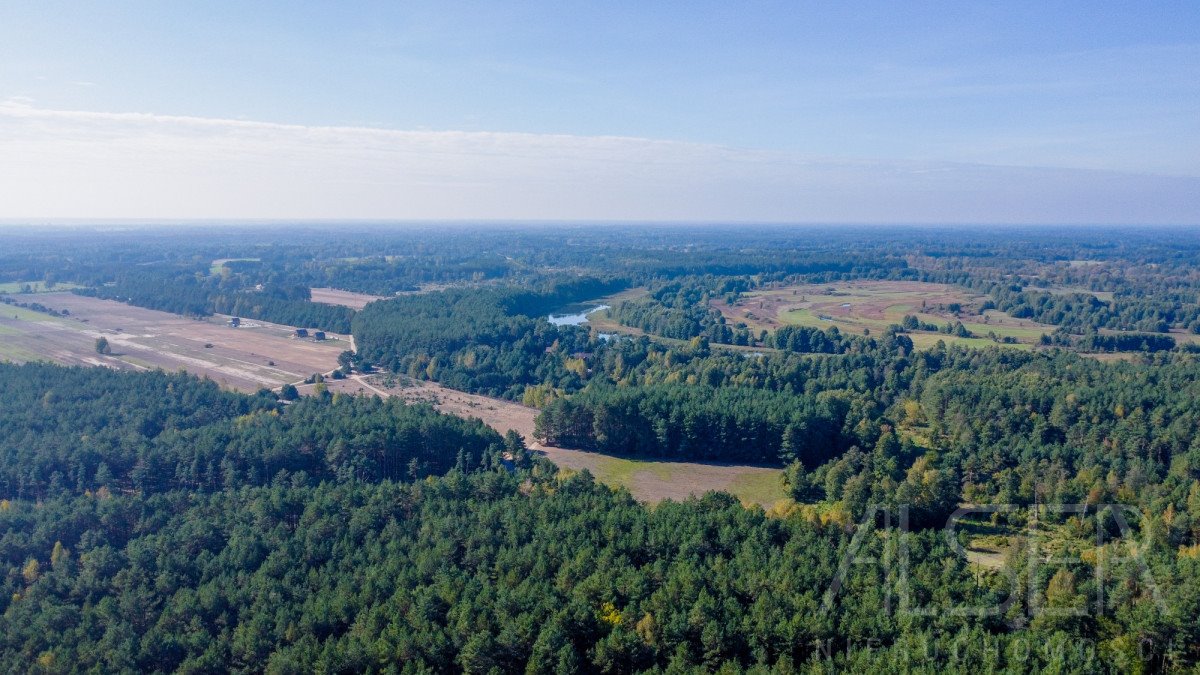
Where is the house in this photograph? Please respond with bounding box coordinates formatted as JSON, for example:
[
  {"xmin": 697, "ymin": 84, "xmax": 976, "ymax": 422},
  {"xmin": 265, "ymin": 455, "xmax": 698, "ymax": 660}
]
[
  {"xmin": 229, "ymin": 317, "xmax": 241, "ymax": 327},
  {"xmin": 294, "ymin": 328, "xmax": 309, "ymax": 338},
  {"xmin": 313, "ymin": 331, "xmax": 326, "ymax": 341}
]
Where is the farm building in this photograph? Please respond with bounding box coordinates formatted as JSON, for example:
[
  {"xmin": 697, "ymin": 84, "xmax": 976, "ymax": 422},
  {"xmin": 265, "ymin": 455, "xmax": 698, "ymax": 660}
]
[
  {"xmin": 313, "ymin": 331, "xmax": 326, "ymax": 340},
  {"xmin": 228, "ymin": 317, "xmax": 241, "ymax": 327},
  {"xmin": 294, "ymin": 328, "xmax": 309, "ymax": 338}
]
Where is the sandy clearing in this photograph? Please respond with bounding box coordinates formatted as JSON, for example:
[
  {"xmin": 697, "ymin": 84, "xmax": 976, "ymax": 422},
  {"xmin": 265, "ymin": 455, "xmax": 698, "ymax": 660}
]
[{"xmin": 310, "ymin": 287, "xmax": 386, "ymax": 309}]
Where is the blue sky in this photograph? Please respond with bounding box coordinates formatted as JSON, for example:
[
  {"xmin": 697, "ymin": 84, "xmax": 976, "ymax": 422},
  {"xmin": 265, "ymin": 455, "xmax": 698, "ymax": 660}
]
[{"xmin": 1, "ymin": 1, "xmax": 1198, "ymax": 222}]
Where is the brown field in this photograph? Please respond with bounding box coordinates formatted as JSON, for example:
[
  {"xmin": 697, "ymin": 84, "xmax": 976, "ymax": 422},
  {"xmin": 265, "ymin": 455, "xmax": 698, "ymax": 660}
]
[
  {"xmin": 0, "ymin": 292, "xmax": 346, "ymax": 392},
  {"xmin": 314, "ymin": 373, "xmax": 784, "ymax": 506},
  {"xmin": 722, "ymin": 280, "xmax": 974, "ymax": 330},
  {"xmin": 715, "ymin": 280, "xmax": 1050, "ymax": 349},
  {"xmin": 310, "ymin": 287, "xmax": 386, "ymax": 309}
]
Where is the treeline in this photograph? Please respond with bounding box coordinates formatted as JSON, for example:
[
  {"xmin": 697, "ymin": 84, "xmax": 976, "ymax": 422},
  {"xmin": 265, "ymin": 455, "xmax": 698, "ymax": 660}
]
[
  {"xmin": 352, "ymin": 277, "xmax": 625, "ymax": 398},
  {"xmin": 208, "ymin": 291, "xmax": 354, "ymax": 333},
  {"xmin": 609, "ymin": 277, "xmax": 761, "ymax": 345},
  {"xmin": 897, "ymin": 313, "xmax": 975, "ymax": 337},
  {"xmin": 76, "ymin": 270, "xmax": 355, "ymax": 332},
  {"xmin": 1036, "ymin": 328, "xmax": 1177, "ymax": 352},
  {"xmin": 534, "ymin": 383, "xmax": 853, "ymax": 465},
  {"xmin": 0, "ymin": 295, "xmax": 70, "ymax": 318},
  {"xmin": 988, "ymin": 286, "xmax": 1190, "ymax": 333},
  {"xmin": 0, "ymin": 363, "xmax": 503, "ymax": 501},
  {"xmin": 1078, "ymin": 331, "xmax": 1176, "ymax": 352},
  {"xmin": 767, "ymin": 324, "xmax": 880, "ymax": 353}
]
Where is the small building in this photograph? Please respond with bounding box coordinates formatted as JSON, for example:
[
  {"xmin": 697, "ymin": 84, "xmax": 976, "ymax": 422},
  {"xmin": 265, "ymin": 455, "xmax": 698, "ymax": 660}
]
[
  {"xmin": 313, "ymin": 331, "xmax": 326, "ymax": 341},
  {"xmin": 294, "ymin": 328, "xmax": 309, "ymax": 338},
  {"xmin": 229, "ymin": 317, "xmax": 241, "ymax": 327}
]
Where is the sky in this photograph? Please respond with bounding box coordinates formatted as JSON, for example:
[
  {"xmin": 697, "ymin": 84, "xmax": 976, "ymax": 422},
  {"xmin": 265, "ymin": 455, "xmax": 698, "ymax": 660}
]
[{"xmin": 1, "ymin": 1, "xmax": 1198, "ymax": 224}]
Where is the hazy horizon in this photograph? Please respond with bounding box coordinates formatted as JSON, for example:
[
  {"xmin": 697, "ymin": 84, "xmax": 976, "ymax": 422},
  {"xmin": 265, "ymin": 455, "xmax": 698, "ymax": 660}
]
[{"xmin": 2, "ymin": 2, "xmax": 1198, "ymax": 223}]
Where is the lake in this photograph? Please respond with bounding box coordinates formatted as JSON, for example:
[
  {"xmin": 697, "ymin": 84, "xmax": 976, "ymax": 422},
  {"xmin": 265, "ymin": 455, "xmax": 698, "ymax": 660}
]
[{"xmin": 547, "ymin": 304, "xmax": 610, "ymax": 326}]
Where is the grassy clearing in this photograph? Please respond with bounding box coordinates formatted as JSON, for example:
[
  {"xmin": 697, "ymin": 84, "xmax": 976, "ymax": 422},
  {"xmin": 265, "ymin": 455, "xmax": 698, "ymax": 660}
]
[
  {"xmin": 553, "ymin": 452, "xmax": 784, "ymax": 507},
  {"xmin": 570, "ymin": 454, "xmax": 679, "ymax": 484},
  {"xmin": 726, "ymin": 470, "xmax": 788, "ymax": 506},
  {"xmin": 740, "ymin": 281, "xmax": 1048, "ymax": 351},
  {"xmin": 781, "ymin": 307, "xmax": 1033, "ymax": 351},
  {"xmin": 0, "ymin": 304, "xmax": 69, "ymax": 322},
  {"xmin": 599, "ymin": 287, "xmax": 651, "ymax": 305},
  {"xmin": 209, "ymin": 257, "xmax": 261, "ymax": 274},
  {"xmin": 0, "ymin": 340, "xmax": 41, "ymax": 363},
  {"xmin": 115, "ymin": 354, "xmax": 162, "ymax": 370},
  {"xmin": 0, "ymin": 281, "xmax": 81, "ymax": 293}
]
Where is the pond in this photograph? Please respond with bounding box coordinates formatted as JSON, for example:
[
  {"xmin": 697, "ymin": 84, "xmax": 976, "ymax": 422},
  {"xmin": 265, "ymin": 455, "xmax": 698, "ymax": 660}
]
[{"xmin": 547, "ymin": 304, "xmax": 610, "ymax": 326}]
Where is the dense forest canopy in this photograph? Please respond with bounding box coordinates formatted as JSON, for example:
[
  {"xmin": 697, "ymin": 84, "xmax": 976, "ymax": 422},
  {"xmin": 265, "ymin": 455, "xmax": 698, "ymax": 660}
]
[
  {"xmin": 4, "ymin": 225, "xmax": 1200, "ymax": 671},
  {"xmin": 3, "ymin": 362, "xmax": 1197, "ymax": 672}
]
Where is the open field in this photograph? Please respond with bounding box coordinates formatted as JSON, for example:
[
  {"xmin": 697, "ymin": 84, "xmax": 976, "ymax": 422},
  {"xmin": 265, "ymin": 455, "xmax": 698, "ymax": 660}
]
[
  {"xmin": 0, "ymin": 292, "xmax": 345, "ymax": 392},
  {"xmin": 599, "ymin": 286, "xmax": 651, "ymax": 305},
  {"xmin": 716, "ymin": 280, "xmax": 1050, "ymax": 349},
  {"xmin": 1043, "ymin": 285, "xmax": 1116, "ymax": 302},
  {"xmin": 315, "ymin": 373, "xmax": 785, "ymax": 506},
  {"xmin": 0, "ymin": 281, "xmax": 82, "ymax": 293},
  {"xmin": 209, "ymin": 257, "xmax": 260, "ymax": 274},
  {"xmin": 310, "ymin": 287, "xmax": 386, "ymax": 309}
]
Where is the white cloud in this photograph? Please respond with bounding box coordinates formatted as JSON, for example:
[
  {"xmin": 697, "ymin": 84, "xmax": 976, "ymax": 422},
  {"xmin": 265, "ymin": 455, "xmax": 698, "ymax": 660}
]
[{"xmin": 0, "ymin": 99, "xmax": 1197, "ymax": 224}]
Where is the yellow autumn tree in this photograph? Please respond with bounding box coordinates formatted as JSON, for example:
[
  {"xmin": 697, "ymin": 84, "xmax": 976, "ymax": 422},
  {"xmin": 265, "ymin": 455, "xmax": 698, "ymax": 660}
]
[
  {"xmin": 22, "ymin": 558, "xmax": 40, "ymax": 585},
  {"xmin": 51, "ymin": 541, "xmax": 68, "ymax": 568}
]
